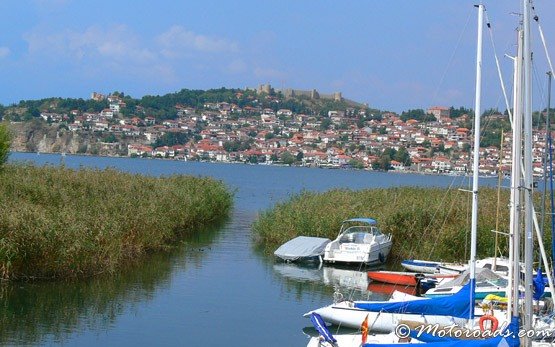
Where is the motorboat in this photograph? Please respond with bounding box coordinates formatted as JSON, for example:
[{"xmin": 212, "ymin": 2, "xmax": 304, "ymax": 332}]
[{"xmin": 323, "ymin": 218, "xmax": 392, "ymax": 265}]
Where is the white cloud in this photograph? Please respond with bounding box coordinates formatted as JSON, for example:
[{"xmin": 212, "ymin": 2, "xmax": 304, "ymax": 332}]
[
  {"xmin": 157, "ymin": 26, "xmax": 238, "ymax": 56},
  {"xmin": 0, "ymin": 47, "xmax": 10, "ymax": 58},
  {"xmin": 25, "ymin": 25, "xmax": 156, "ymax": 64},
  {"xmin": 226, "ymin": 59, "xmax": 247, "ymax": 74},
  {"xmin": 254, "ymin": 67, "xmax": 286, "ymax": 79},
  {"xmin": 22, "ymin": 24, "xmax": 243, "ymax": 87}
]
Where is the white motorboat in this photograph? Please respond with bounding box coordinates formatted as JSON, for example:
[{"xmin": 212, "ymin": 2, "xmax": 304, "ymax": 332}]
[{"xmin": 323, "ymin": 218, "xmax": 392, "ymax": 265}]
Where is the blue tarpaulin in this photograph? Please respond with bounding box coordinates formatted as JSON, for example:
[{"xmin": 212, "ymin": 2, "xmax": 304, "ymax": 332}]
[
  {"xmin": 354, "ymin": 282, "xmax": 472, "ymax": 319},
  {"xmin": 533, "ymin": 268, "xmax": 546, "ymax": 300}
]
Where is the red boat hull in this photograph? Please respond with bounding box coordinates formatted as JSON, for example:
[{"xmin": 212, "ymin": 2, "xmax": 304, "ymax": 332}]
[{"xmin": 367, "ymin": 271, "xmax": 419, "ymax": 286}]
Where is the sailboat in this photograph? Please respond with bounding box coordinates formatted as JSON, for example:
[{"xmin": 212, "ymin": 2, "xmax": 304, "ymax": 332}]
[
  {"xmin": 305, "ymin": 1, "xmax": 555, "ymax": 345},
  {"xmin": 304, "ymin": 2, "xmax": 488, "ymax": 334}
]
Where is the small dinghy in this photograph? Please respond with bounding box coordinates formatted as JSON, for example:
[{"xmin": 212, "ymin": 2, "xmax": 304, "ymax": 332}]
[
  {"xmin": 400, "ymin": 259, "xmax": 441, "ymax": 273},
  {"xmin": 274, "ymin": 236, "xmax": 331, "ymax": 263},
  {"xmin": 367, "ymin": 270, "xmax": 458, "ymax": 286},
  {"xmin": 367, "ymin": 270, "xmax": 423, "ymax": 286}
]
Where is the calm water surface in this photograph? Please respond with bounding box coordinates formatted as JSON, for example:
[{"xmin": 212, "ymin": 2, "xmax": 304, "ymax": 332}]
[{"xmin": 3, "ymin": 153, "xmax": 494, "ymax": 346}]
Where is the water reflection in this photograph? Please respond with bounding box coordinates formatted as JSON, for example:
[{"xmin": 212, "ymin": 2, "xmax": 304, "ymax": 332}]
[
  {"xmin": 271, "ymin": 262, "xmax": 374, "ymax": 301},
  {"xmin": 0, "ymin": 222, "xmax": 224, "ymax": 345}
]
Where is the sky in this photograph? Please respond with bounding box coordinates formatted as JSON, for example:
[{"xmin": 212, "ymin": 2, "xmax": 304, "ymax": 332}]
[{"xmin": 0, "ymin": 0, "xmax": 554, "ymax": 113}]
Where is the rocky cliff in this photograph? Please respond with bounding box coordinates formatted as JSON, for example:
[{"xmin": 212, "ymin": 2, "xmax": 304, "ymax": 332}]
[{"xmin": 9, "ymin": 121, "xmax": 128, "ymax": 156}]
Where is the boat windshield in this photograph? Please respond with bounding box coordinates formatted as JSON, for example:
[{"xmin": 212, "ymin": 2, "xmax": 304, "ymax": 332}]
[
  {"xmin": 338, "ymin": 226, "xmax": 381, "ymax": 243},
  {"xmin": 342, "ymin": 225, "xmax": 380, "ymax": 235}
]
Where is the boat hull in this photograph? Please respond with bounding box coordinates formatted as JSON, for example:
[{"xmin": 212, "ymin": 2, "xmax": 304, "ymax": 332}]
[
  {"xmin": 306, "ymin": 301, "xmax": 467, "ymax": 332},
  {"xmin": 401, "ymin": 260, "xmax": 439, "ymax": 274},
  {"xmin": 367, "ymin": 271, "xmax": 419, "ymax": 286},
  {"xmin": 324, "ymin": 241, "xmax": 392, "ymax": 265}
]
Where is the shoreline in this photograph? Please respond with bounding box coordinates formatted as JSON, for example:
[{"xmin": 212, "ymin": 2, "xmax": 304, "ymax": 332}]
[{"xmin": 12, "ymin": 150, "xmax": 498, "ymax": 179}]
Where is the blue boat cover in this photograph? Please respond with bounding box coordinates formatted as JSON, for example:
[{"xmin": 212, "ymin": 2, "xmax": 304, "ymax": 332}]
[
  {"xmin": 343, "ymin": 218, "xmax": 377, "ymax": 225},
  {"xmin": 309, "ymin": 313, "xmax": 337, "ymax": 343},
  {"xmin": 533, "ymin": 268, "xmax": 545, "ymax": 300},
  {"xmin": 354, "ymin": 282, "xmax": 472, "ymax": 319},
  {"xmin": 363, "ymin": 317, "xmax": 520, "ymax": 347}
]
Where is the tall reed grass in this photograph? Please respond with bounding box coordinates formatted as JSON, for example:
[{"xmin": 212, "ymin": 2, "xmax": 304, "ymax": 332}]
[
  {"xmin": 252, "ymin": 187, "xmax": 541, "ymax": 263},
  {"xmin": 0, "ymin": 164, "xmax": 232, "ymax": 280}
]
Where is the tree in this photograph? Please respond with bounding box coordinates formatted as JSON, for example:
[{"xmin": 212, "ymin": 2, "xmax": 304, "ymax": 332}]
[
  {"xmin": 0, "ymin": 123, "xmax": 10, "ymax": 167},
  {"xmin": 153, "ymin": 132, "xmax": 189, "ymax": 147},
  {"xmin": 320, "ymin": 118, "xmax": 332, "ymax": 130},
  {"xmin": 348, "ymin": 159, "xmax": 365, "ymax": 169},
  {"xmin": 280, "ymin": 152, "xmax": 296, "ymax": 165},
  {"xmin": 394, "ymin": 146, "xmax": 411, "ymax": 166},
  {"xmin": 296, "ymin": 152, "xmax": 304, "ymax": 161}
]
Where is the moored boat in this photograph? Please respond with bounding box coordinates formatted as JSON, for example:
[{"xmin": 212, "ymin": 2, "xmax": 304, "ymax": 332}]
[
  {"xmin": 400, "ymin": 259, "xmax": 440, "ymax": 273},
  {"xmin": 323, "ymin": 218, "xmax": 392, "ymax": 265},
  {"xmin": 367, "ymin": 270, "xmax": 421, "ymax": 286},
  {"xmin": 367, "ymin": 270, "xmax": 457, "ymax": 287},
  {"xmin": 274, "ymin": 236, "xmax": 331, "ymax": 263}
]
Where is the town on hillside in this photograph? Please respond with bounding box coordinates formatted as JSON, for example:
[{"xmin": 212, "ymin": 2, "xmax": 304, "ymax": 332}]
[{"xmin": 3, "ymin": 86, "xmax": 553, "ymax": 177}]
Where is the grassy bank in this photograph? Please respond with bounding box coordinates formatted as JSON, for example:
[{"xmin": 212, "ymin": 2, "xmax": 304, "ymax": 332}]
[
  {"xmin": 0, "ymin": 164, "xmax": 233, "ymax": 280},
  {"xmin": 253, "ymin": 187, "xmax": 530, "ymax": 263}
]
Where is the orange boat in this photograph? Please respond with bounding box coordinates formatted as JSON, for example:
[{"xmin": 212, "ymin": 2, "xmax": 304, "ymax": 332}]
[
  {"xmin": 367, "ymin": 270, "xmax": 457, "ymax": 286},
  {"xmin": 367, "ymin": 270, "xmax": 420, "ymax": 286}
]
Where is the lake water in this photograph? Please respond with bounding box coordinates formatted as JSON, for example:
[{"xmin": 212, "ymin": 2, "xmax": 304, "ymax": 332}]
[{"xmin": 3, "ymin": 153, "xmax": 494, "ymax": 346}]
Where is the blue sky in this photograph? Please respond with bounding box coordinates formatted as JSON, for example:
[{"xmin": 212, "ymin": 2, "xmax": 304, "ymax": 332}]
[{"xmin": 0, "ymin": 0, "xmax": 554, "ymax": 113}]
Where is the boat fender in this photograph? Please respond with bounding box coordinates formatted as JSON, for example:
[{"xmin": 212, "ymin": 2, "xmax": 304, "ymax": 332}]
[{"xmin": 479, "ymin": 315, "xmax": 498, "ymax": 332}]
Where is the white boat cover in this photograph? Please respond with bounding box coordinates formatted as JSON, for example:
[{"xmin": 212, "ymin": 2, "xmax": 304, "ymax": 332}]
[
  {"xmin": 274, "ymin": 236, "xmax": 330, "ymax": 261},
  {"xmin": 436, "ymin": 267, "xmax": 502, "ymax": 289}
]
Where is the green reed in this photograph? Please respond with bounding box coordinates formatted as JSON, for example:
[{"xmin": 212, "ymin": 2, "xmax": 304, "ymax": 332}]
[
  {"xmin": 252, "ymin": 186, "xmax": 552, "ymax": 263},
  {"xmin": 0, "ymin": 163, "xmax": 233, "ymax": 280}
]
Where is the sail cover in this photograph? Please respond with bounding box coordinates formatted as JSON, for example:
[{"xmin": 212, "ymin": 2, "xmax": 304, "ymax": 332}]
[
  {"xmin": 354, "ymin": 282, "xmax": 472, "ymax": 318},
  {"xmin": 274, "ymin": 236, "xmax": 330, "ymax": 261}
]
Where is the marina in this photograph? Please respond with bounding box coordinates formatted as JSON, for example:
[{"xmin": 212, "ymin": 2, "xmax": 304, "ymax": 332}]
[{"xmin": 2, "ymin": 152, "xmax": 495, "ymax": 346}]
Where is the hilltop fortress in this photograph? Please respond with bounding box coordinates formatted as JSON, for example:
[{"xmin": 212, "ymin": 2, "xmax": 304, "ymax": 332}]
[{"xmin": 255, "ymin": 84, "xmax": 343, "ymax": 102}]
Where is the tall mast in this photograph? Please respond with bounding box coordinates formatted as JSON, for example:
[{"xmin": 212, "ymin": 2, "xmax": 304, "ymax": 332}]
[
  {"xmin": 523, "ymin": 0, "xmax": 534, "ymax": 336},
  {"xmin": 468, "ymin": 3, "xmax": 484, "ymax": 323},
  {"xmin": 508, "ymin": 26, "xmax": 524, "ymax": 323},
  {"xmin": 548, "ymin": 72, "xmax": 555, "ymax": 264}
]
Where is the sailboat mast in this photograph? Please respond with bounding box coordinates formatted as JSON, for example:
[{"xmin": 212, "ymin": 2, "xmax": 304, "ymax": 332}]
[
  {"xmin": 548, "ymin": 72, "xmax": 555, "ymax": 266},
  {"xmin": 523, "ymin": 0, "xmax": 534, "ymax": 334},
  {"xmin": 468, "ymin": 3, "xmax": 484, "ymax": 323},
  {"xmin": 509, "ymin": 26, "xmax": 524, "ymax": 322}
]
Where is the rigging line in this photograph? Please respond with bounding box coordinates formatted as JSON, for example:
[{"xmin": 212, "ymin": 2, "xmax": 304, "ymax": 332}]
[
  {"xmin": 402, "ymin": 174, "xmax": 461, "ymax": 263},
  {"xmin": 430, "ymin": 10, "xmax": 473, "ymax": 106},
  {"xmin": 426, "ymin": 178, "xmax": 466, "ymax": 262},
  {"xmin": 532, "ymin": 62, "xmax": 546, "ymax": 109},
  {"xmin": 425, "ymin": 175, "xmax": 468, "ymax": 261},
  {"xmin": 484, "ymin": 9, "xmax": 514, "ymax": 124},
  {"xmin": 406, "ymin": 175, "xmax": 461, "ymax": 260},
  {"xmin": 532, "ymin": 10, "xmax": 555, "ymax": 75}
]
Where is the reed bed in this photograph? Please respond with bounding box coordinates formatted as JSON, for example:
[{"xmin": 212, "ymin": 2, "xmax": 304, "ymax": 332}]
[
  {"xmin": 252, "ymin": 187, "xmax": 540, "ymax": 263},
  {"xmin": 0, "ymin": 163, "xmax": 233, "ymax": 280}
]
